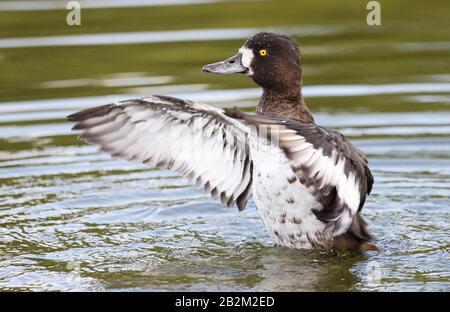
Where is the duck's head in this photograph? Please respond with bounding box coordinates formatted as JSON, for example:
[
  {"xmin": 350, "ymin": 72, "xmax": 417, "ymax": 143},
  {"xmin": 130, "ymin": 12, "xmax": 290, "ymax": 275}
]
[{"xmin": 202, "ymin": 32, "xmax": 301, "ymax": 93}]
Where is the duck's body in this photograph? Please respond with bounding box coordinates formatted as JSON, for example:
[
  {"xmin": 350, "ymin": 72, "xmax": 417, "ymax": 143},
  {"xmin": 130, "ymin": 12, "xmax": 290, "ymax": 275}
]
[{"xmin": 69, "ymin": 33, "xmax": 377, "ymax": 252}]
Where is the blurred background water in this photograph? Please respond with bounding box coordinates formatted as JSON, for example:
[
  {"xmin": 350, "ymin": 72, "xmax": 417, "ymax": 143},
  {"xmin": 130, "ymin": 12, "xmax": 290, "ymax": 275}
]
[{"xmin": 0, "ymin": 0, "xmax": 449, "ymax": 291}]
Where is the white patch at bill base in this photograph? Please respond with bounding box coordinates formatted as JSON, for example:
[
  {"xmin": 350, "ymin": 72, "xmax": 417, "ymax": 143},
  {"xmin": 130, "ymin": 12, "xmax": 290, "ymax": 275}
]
[{"xmin": 239, "ymin": 46, "xmax": 254, "ymax": 76}]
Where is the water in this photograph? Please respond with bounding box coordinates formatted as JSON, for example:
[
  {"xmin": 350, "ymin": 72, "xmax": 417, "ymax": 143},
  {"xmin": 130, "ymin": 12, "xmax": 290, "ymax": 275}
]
[{"xmin": 0, "ymin": 0, "xmax": 449, "ymax": 291}]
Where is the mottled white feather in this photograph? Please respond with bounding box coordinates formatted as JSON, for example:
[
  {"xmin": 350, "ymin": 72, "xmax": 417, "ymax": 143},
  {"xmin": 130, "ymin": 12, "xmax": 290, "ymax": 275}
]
[{"xmin": 70, "ymin": 96, "xmax": 253, "ymax": 210}]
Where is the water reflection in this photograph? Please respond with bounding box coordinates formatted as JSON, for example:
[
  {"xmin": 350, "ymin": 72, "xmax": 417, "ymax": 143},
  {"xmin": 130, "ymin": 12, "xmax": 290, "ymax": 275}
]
[
  {"xmin": 250, "ymin": 248, "xmax": 363, "ymax": 291},
  {"xmin": 0, "ymin": 0, "xmax": 233, "ymax": 11},
  {"xmin": 0, "ymin": 26, "xmax": 341, "ymax": 49}
]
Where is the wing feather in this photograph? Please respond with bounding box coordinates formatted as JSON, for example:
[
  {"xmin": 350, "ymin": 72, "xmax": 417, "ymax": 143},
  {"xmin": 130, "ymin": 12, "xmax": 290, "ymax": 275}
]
[{"xmin": 68, "ymin": 96, "xmax": 253, "ymax": 210}]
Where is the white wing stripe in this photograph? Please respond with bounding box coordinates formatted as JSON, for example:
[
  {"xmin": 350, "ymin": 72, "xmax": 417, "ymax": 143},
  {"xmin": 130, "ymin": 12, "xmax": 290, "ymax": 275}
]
[{"xmin": 69, "ymin": 96, "xmax": 253, "ymax": 210}]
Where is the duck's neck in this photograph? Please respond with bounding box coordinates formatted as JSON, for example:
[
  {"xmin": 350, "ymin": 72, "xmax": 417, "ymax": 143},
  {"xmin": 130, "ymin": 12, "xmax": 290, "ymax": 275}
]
[{"xmin": 256, "ymin": 86, "xmax": 314, "ymax": 124}]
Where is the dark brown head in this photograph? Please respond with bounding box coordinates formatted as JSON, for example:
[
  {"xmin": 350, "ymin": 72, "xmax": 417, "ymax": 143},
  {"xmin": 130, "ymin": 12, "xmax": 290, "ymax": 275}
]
[{"xmin": 202, "ymin": 32, "xmax": 302, "ymax": 94}]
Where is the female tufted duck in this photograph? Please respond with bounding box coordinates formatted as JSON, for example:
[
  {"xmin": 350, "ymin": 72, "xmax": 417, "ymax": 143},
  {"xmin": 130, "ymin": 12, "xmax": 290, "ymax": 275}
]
[{"xmin": 68, "ymin": 32, "xmax": 378, "ymax": 252}]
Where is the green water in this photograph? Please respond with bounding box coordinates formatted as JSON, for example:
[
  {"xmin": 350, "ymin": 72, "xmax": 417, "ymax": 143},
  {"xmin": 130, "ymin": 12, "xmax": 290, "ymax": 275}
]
[{"xmin": 0, "ymin": 0, "xmax": 449, "ymax": 291}]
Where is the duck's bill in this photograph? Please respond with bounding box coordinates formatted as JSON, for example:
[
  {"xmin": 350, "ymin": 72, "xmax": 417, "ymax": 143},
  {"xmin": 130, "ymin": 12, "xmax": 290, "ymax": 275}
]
[{"xmin": 202, "ymin": 53, "xmax": 248, "ymax": 75}]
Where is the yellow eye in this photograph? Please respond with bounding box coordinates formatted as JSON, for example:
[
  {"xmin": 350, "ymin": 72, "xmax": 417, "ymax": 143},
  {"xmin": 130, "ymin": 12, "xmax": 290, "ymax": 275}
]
[{"xmin": 259, "ymin": 49, "xmax": 268, "ymax": 56}]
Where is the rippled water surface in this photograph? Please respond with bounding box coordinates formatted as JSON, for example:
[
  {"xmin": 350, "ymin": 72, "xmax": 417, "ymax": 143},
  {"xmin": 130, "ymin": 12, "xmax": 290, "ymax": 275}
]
[{"xmin": 0, "ymin": 0, "xmax": 449, "ymax": 291}]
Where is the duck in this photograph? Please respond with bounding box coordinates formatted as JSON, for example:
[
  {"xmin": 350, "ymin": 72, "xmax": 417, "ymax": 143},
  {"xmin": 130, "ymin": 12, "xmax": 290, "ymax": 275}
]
[{"xmin": 68, "ymin": 32, "xmax": 378, "ymax": 252}]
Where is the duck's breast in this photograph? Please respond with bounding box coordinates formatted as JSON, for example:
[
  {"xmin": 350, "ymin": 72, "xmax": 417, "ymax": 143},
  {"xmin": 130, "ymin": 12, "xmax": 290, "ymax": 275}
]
[{"xmin": 249, "ymin": 136, "xmax": 326, "ymax": 249}]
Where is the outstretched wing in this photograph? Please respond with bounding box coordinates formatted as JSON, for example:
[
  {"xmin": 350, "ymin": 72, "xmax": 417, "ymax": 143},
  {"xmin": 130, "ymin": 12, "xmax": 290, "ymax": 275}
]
[
  {"xmin": 226, "ymin": 110, "xmax": 373, "ymax": 237},
  {"xmin": 68, "ymin": 96, "xmax": 253, "ymax": 210}
]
